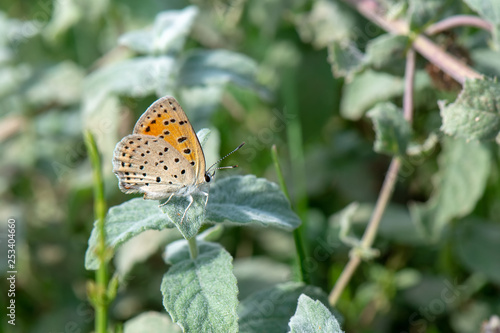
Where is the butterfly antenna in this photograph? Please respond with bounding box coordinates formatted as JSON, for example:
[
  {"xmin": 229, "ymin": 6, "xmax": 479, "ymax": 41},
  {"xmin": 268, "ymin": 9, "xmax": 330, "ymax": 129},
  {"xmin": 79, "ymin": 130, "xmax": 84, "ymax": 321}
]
[{"xmin": 207, "ymin": 142, "xmax": 245, "ymax": 173}]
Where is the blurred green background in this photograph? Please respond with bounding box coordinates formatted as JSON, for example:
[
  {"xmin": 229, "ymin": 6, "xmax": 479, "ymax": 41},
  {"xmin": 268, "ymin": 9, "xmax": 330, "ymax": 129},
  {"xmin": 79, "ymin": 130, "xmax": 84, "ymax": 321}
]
[{"xmin": 1, "ymin": 0, "xmax": 500, "ymax": 332}]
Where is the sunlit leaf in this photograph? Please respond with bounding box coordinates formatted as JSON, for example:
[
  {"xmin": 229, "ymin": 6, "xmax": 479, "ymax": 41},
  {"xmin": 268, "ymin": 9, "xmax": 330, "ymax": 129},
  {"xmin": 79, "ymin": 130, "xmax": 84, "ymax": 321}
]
[
  {"xmin": 327, "ymin": 41, "xmax": 365, "ymax": 81},
  {"xmin": 288, "ymin": 294, "xmax": 344, "ymax": 333},
  {"xmin": 161, "ymin": 241, "xmax": 238, "ymax": 332},
  {"xmin": 367, "ymin": 102, "xmax": 411, "ymax": 156},
  {"xmin": 206, "ymin": 175, "xmax": 301, "ymax": 230},
  {"xmin": 440, "ymin": 78, "xmax": 500, "ymax": 141},
  {"xmin": 365, "ymin": 34, "xmax": 408, "ymax": 75},
  {"xmin": 239, "ymin": 282, "xmax": 335, "ymax": 333},
  {"xmin": 124, "ymin": 311, "xmax": 182, "ymax": 333},
  {"xmin": 409, "ymin": 138, "xmax": 491, "ymax": 240},
  {"xmin": 119, "ymin": 6, "xmax": 198, "ymax": 55}
]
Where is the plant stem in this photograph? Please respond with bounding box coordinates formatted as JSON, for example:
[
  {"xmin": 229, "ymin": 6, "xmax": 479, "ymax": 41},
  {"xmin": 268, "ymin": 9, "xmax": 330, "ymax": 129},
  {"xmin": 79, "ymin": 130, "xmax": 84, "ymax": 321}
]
[
  {"xmin": 328, "ymin": 42, "xmax": 416, "ymax": 307},
  {"xmin": 187, "ymin": 236, "xmax": 198, "ymax": 260},
  {"xmin": 425, "ymin": 15, "xmax": 492, "ymax": 35},
  {"xmin": 280, "ymin": 63, "xmax": 310, "ymax": 284},
  {"xmin": 272, "ymin": 145, "xmax": 307, "ymax": 283},
  {"xmin": 341, "ymin": 0, "xmax": 482, "ymax": 83},
  {"xmin": 84, "ymin": 130, "xmax": 109, "ymax": 333}
]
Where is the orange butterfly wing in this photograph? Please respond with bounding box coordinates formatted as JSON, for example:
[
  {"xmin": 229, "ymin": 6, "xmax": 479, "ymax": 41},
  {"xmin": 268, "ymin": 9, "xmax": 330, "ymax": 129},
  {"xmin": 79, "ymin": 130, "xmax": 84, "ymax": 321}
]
[{"xmin": 132, "ymin": 96, "xmax": 206, "ymax": 184}]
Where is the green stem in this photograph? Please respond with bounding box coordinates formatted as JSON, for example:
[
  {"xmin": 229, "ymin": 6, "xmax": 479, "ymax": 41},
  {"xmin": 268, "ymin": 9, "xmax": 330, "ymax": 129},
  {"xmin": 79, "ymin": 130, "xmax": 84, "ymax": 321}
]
[
  {"xmin": 272, "ymin": 145, "xmax": 308, "ymax": 283},
  {"xmin": 280, "ymin": 62, "xmax": 310, "ymax": 284},
  {"xmin": 328, "ymin": 39, "xmax": 417, "ymax": 307},
  {"xmin": 84, "ymin": 130, "xmax": 109, "ymax": 333},
  {"xmin": 187, "ymin": 236, "xmax": 198, "ymax": 260}
]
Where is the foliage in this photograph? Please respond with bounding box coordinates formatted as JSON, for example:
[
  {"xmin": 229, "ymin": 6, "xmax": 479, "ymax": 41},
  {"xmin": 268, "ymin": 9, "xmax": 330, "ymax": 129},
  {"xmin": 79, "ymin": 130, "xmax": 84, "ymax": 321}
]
[{"xmin": 1, "ymin": 0, "xmax": 500, "ymax": 332}]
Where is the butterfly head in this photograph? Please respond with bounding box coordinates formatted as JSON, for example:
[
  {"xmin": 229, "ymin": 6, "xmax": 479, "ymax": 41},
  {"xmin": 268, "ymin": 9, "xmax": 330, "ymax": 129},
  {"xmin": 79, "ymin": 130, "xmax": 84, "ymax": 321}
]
[{"xmin": 205, "ymin": 142, "xmax": 245, "ymax": 182}]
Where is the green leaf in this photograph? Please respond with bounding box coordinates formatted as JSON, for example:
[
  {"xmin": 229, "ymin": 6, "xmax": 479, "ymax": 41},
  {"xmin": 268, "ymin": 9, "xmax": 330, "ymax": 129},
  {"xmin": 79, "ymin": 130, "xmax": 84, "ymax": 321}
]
[
  {"xmin": 83, "ymin": 56, "xmax": 176, "ymax": 103},
  {"xmin": 288, "ymin": 294, "xmax": 344, "ymax": 333},
  {"xmin": 463, "ymin": 0, "xmax": 500, "ymax": 48},
  {"xmin": 454, "ymin": 218, "xmax": 500, "ymax": 284},
  {"xmin": 206, "ymin": 175, "xmax": 301, "ymax": 230},
  {"xmin": 85, "ymin": 198, "xmax": 176, "ymax": 270},
  {"xmin": 408, "ymin": 0, "xmax": 446, "ymax": 29},
  {"xmin": 178, "ymin": 86, "xmax": 225, "ymax": 129},
  {"xmin": 296, "ymin": 0, "xmax": 357, "ymax": 48},
  {"xmin": 25, "ymin": 61, "xmax": 84, "ymax": 107},
  {"xmin": 161, "ymin": 241, "xmax": 238, "ymax": 333},
  {"xmin": 341, "ymin": 70, "xmax": 430, "ymax": 120},
  {"xmin": 327, "ymin": 41, "xmax": 365, "ymax": 81},
  {"xmin": 124, "ymin": 311, "xmax": 182, "ymax": 333},
  {"xmin": 365, "ymin": 34, "xmax": 408, "ymax": 75},
  {"xmin": 406, "ymin": 132, "xmax": 439, "ymax": 156},
  {"xmin": 43, "ymin": 0, "xmax": 81, "ymax": 42},
  {"xmin": 440, "ymin": 78, "xmax": 500, "ymax": 141},
  {"xmin": 238, "ymin": 282, "xmax": 333, "ymax": 333},
  {"xmin": 159, "ymin": 183, "xmax": 210, "ymax": 240},
  {"xmin": 367, "ymin": 102, "xmax": 411, "ymax": 156},
  {"xmin": 119, "ymin": 6, "xmax": 198, "ymax": 55},
  {"xmin": 409, "ymin": 138, "xmax": 491, "ymax": 241},
  {"xmin": 86, "ymin": 173, "xmax": 298, "ymax": 270},
  {"xmin": 177, "ymin": 49, "xmax": 259, "ymax": 90},
  {"xmin": 340, "ymin": 70, "xmax": 403, "ymax": 120}
]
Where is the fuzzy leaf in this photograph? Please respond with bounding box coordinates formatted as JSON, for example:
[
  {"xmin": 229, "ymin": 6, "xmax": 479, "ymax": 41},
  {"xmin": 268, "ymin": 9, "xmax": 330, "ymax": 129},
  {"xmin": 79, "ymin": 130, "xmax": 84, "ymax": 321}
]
[
  {"xmin": 341, "ymin": 70, "xmax": 430, "ymax": 120},
  {"xmin": 463, "ymin": 0, "xmax": 500, "ymax": 48},
  {"xmin": 365, "ymin": 34, "xmax": 408, "ymax": 75},
  {"xmin": 408, "ymin": 0, "xmax": 447, "ymax": 29},
  {"xmin": 178, "ymin": 49, "xmax": 259, "ymax": 89},
  {"xmin": 124, "ymin": 312, "xmax": 181, "ymax": 333},
  {"xmin": 206, "ymin": 175, "xmax": 301, "ymax": 230},
  {"xmin": 159, "ymin": 183, "xmax": 210, "ymax": 240},
  {"xmin": 119, "ymin": 6, "xmax": 198, "ymax": 55},
  {"xmin": 296, "ymin": 0, "xmax": 357, "ymax": 48},
  {"xmin": 288, "ymin": 294, "xmax": 344, "ymax": 333},
  {"xmin": 409, "ymin": 138, "xmax": 491, "ymax": 240},
  {"xmin": 340, "ymin": 70, "xmax": 403, "ymax": 120},
  {"xmin": 83, "ymin": 56, "xmax": 176, "ymax": 104},
  {"xmin": 238, "ymin": 282, "xmax": 333, "ymax": 333},
  {"xmin": 367, "ymin": 102, "xmax": 411, "ymax": 156},
  {"xmin": 86, "ymin": 174, "xmax": 299, "ymax": 270},
  {"xmin": 161, "ymin": 241, "xmax": 238, "ymax": 332},
  {"xmin": 85, "ymin": 198, "xmax": 176, "ymax": 270},
  {"xmin": 327, "ymin": 41, "xmax": 365, "ymax": 81},
  {"xmin": 440, "ymin": 78, "xmax": 500, "ymax": 141}
]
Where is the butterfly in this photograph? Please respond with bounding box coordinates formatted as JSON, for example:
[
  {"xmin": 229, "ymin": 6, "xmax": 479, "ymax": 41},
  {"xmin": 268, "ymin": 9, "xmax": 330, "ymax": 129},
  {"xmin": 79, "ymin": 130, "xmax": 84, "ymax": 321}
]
[{"xmin": 112, "ymin": 96, "xmax": 243, "ymax": 223}]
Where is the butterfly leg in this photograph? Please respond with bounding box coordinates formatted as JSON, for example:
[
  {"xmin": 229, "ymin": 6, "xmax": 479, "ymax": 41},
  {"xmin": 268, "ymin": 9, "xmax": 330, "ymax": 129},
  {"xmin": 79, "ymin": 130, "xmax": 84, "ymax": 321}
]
[
  {"xmin": 180, "ymin": 195, "xmax": 194, "ymax": 224},
  {"xmin": 158, "ymin": 192, "xmax": 176, "ymax": 207}
]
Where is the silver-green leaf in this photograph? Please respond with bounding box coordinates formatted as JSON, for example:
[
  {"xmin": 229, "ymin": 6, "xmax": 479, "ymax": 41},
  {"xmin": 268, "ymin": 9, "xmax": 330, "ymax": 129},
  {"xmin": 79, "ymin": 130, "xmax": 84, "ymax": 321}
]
[
  {"xmin": 409, "ymin": 138, "xmax": 491, "ymax": 241},
  {"xmin": 440, "ymin": 78, "xmax": 500, "ymax": 141},
  {"xmin": 206, "ymin": 175, "xmax": 301, "ymax": 230},
  {"xmin": 367, "ymin": 102, "xmax": 411, "ymax": 156},
  {"xmin": 124, "ymin": 311, "xmax": 182, "ymax": 333},
  {"xmin": 327, "ymin": 41, "xmax": 365, "ymax": 81},
  {"xmin": 288, "ymin": 294, "xmax": 344, "ymax": 333},
  {"xmin": 85, "ymin": 198, "xmax": 176, "ymax": 270},
  {"xmin": 161, "ymin": 241, "xmax": 238, "ymax": 333},
  {"xmin": 119, "ymin": 6, "xmax": 198, "ymax": 55},
  {"xmin": 238, "ymin": 282, "xmax": 334, "ymax": 333},
  {"xmin": 365, "ymin": 34, "xmax": 408, "ymax": 75}
]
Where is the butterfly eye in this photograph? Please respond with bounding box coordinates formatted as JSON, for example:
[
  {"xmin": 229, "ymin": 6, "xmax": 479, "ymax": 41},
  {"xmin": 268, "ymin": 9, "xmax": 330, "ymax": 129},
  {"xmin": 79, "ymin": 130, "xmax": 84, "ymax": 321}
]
[{"xmin": 205, "ymin": 173, "xmax": 212, "ymax": 183}]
